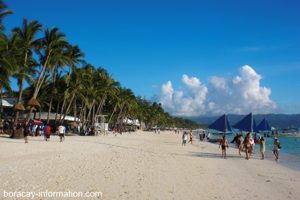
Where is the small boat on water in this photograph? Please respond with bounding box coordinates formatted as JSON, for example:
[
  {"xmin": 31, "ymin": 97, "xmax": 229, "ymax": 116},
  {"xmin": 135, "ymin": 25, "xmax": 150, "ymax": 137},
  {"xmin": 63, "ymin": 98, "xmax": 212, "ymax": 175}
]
[{"xmin": 207, "ymin": 114, "xmax": 232, "ymax": 142}]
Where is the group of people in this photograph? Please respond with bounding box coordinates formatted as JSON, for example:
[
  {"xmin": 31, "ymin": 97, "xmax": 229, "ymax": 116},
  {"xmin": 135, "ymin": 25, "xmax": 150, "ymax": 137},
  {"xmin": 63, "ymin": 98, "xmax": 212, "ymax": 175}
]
[
  {"xmin": 231, "ymin": 133, "xmax": 282, "ymax": 161},
  {"xmin": 181, "ymin": 131, "xmax": 282, "ymax": 161},
  {"xmin": 182, "ymin": 131, "xmax": 193, "ymax": 146},
  {"xmin": 22, "ymin": 121, "xmax": 66, "ymax": 143}
]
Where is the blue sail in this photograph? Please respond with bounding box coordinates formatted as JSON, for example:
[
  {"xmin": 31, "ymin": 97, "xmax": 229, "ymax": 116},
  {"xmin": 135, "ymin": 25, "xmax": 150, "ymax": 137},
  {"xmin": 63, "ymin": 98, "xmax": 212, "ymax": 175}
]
[
  {"xmin": 233, "ymin": 112, "xmax": 255, "ymax": 132},
  {"xmin": 208, "ymin": 114, "xmax": 232, "ymax": 132},
  {"xmin": 256, "ymin": 119, "xmax": 271, "ymax": 132}
]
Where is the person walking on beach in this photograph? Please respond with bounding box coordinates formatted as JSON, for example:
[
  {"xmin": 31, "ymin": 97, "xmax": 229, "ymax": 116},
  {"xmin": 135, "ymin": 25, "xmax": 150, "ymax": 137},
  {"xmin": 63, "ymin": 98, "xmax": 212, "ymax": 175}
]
[
  {"xmin": 219, "ymin": 135, "xmax": 229, "ymax": 159},
  {"xmin": 182, "ymin": 132, "xmax": 188, "ymax": 146},
  {"xmin": 189, "ymin": 131, "xmax": 193, "ymax": 144},
  {"xmin": 23, "ymin": 121, "xmax": 30, "ymax": 144},
  {"xmin": 273, "ymin": 138, "xmax": 281, "ymax": 161},
  {"xmin": 259, "ymin": 137, "xmax": 266, "ymax": 160},
  {"xmin": 231, "ymin": 134, "xmax": 243, "ymax": 156},
  {"xmin": 243, "ymin": 133, "xmax": 251, "ymax": 160},
  {"xmin": 207, "ymin": 132, "xmax": 211, "ymax": 141},
  {"xmin": 45, "ymin": 124, "xmax": 51, "ymax": 141},
  {"xmin": 58, "ymin": 124, "xmax": 66, "ymax": 142}
]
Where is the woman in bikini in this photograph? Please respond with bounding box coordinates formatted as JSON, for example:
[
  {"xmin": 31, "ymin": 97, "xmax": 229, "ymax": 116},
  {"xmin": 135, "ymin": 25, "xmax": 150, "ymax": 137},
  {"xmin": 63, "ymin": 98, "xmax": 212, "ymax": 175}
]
[{"xmin": 243, "ymin": 133, "xmax": 251, "ymax": 160}]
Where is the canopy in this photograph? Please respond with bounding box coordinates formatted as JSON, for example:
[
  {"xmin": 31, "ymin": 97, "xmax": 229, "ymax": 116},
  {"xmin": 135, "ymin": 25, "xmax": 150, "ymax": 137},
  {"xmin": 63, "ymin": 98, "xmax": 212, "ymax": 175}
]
[
  {"xmin": 233, "ymin": 112, "xmax": 256, "ymax": 132},
  {"xmin": 31, "ymin": 119, "xmax": 43, "ymax": 126},
  {"xmin": 256, "ymin": 119, "xmax": 271, "ymax": 132},
  {"xmin": 208, "ymin": 114, "xmax": 232, "ymax": 132}
]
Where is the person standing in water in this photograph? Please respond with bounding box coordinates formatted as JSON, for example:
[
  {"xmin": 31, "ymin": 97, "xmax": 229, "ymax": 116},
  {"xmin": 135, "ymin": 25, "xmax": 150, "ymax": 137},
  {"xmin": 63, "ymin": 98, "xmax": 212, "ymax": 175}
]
[
  {"xmin": 273, "ymin": 138, "xmax": 281, "ymax": 161},
  {"xmin": 259, "ymin": 137, "xmax": 266, "ymax": 160},
  {"xmin": 219, "ymin": 135, "xmax": 229, "ymax": 159}
]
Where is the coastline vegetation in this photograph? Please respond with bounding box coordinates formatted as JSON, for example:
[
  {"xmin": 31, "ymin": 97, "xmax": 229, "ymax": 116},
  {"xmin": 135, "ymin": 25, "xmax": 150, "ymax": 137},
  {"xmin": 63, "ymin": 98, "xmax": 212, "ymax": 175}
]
[{"xmin": 0, "ymin": 0, "xmax": 202, "ymax": 132}]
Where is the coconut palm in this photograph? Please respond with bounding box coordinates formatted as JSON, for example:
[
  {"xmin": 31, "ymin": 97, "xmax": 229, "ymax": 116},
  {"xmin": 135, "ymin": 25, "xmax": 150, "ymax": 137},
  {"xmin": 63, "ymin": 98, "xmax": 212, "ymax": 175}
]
[
  {"xmin": 56, "ymin": 45, "xmax": 85, "ymax": 123},
  {"xmin": 0, "ymin": 0, "xmax": 12, "ymax": 32},
  {"xmin": 26, "ymin": 27, "xmax": 68, "ymax": 120},
  {"xmin": 0, "ymin": 33, "xmax": 19, "ymax": 114},
  {"xmin": 12, "ymin": 19, "xmax": 42, "ymax": 122}
]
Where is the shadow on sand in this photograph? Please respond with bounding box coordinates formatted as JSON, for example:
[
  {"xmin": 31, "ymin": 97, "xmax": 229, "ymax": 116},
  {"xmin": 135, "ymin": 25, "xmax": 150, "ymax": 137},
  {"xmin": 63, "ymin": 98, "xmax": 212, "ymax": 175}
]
[{"xmin": 189, "ymin": 151, "xmax": 249, "ymax": 160}]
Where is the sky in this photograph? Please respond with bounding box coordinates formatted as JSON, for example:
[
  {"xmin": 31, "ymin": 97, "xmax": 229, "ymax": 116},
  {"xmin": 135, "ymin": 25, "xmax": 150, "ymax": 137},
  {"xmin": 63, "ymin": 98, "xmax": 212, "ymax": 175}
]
[{"xmin": 4, "ymin": 0, "xmax": 300, "ymax": 116}]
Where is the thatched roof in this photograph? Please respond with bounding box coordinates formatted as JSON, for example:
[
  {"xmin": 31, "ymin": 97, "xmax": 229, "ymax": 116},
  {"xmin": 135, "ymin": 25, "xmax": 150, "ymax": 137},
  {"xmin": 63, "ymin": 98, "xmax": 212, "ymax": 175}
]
[
  {"xmin": 27, "ymin": 98, "xmax": 40, "ymax": 107},
  {"xmin": 14, "ymin": 103, "xmax": 25, "ymax": 111}
]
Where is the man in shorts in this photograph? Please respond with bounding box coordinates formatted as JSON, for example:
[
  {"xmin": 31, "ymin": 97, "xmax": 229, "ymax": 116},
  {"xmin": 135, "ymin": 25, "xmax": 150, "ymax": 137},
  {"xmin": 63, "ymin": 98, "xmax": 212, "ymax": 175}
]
[
  {"xmin": 219, "ymin": 135, "xmax": 229, "ymax": 159},
  {"xmin": 58, "ymin": 124, "xmax": 66, "ymax": 142}
]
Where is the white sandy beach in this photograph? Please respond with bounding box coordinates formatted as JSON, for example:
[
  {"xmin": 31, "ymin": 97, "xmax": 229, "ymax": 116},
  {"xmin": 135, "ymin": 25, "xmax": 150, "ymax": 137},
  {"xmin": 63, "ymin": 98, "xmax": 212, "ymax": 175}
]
[{"xmin": 0, "ymin": 131, "xmax": 300, "ymax": 200}]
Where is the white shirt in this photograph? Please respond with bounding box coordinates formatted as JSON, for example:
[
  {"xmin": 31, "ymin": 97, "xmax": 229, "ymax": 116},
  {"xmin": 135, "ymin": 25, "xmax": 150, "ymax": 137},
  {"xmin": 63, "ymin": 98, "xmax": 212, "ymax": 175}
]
[{"xmin": 58, "ymin": 125, "xmax": 66, "ymax": 134}]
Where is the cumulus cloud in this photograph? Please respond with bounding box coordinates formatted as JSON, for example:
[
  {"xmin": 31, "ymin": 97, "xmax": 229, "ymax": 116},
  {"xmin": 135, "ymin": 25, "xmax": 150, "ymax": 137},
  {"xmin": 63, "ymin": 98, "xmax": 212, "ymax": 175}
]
[{"xmin": 159, "ymin": 65, "xmax": 277, "ymax": 116}]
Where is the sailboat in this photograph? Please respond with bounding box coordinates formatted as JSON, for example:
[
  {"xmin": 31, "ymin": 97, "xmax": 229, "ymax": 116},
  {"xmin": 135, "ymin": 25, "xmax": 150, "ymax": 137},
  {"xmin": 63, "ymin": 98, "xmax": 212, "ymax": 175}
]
[
  {"xmin": 256, "ymin": 118, "xmax": 272, "ymax": 137},
  {"xmin": 233, "ymin": 112, "xmax": 256, "ymax": 132},
  {"xmin": 256, "ymin": 119, "xmax": 271, "ymax": 132},
  {"xmin": 208, "ymin": 114, "xmax": 232, "ymax": 142}
]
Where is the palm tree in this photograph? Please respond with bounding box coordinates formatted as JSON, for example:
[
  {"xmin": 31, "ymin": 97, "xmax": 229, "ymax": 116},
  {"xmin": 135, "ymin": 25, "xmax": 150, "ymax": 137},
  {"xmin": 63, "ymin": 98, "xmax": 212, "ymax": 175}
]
[
  {"xmin": 26, "ymin": 27, "xmax": 68, "ymax": 120},
  {"xmin": 0, "ymin": 33, "xmax": 19, "ymax": 115},
  {"xmin": 13, "ymin": 19, "xmax": 42, "ymax": 123},
  {"xmin": 0, "ymin": 0, "xmax": 12, "ymax": 115},
  {"xmin": 57, "ymin": 45, "xmax": 84, "ymax": 124},
  {"xmin": 0, "ymin": 0, "xmax": 12, "ymax": 32}
]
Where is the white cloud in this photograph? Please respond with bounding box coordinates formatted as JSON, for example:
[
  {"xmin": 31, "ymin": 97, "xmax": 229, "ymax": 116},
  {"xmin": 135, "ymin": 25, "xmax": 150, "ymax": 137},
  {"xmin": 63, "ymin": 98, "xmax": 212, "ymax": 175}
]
[
  {"xmin": 160, "ymin": 75, "xmax": 208, "ymax": 116},
  {"xmin": 159, "ymin": 65, "xmax": 277, "ymax": 116}
]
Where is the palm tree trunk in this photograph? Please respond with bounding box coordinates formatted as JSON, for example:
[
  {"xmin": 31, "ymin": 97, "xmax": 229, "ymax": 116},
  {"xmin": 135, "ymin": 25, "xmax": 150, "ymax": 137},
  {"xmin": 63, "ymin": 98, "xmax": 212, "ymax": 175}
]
[
  {"xmin": 14, "ymin": 77, "xmax": 25, "ymax": 125},
  {"xmin": 95, "ymin": 95, "xmax": 106, "ymax": 115},
  {"xmin": 108, "ymin": 104, "xmax": 117, "ymax": 125},
  {"xmin": 47, "ymin": 67, "xmax": 57, "ymax": 123},
  {"xmin": 86, "ymin": 100, "xmax": 95, "ymax": 125},
  {"xmin": 115, "ymin": 104, "xmax": 125, "ymax": 127},
  {"xmin": 26, "ymin": 52, "xmax": 51, "ymax": 120},
  {"xmin": 60, "ymin": 93, "xmax": 75, "ymax": 124},
  {"xmin": 73, "ymin": 98, "xmax": 77, "ymax": 121},
  {"xmin": 33, "ymin": 53, "xmax": 51, "ymax": 98},
  {"xmin": 59, "ymin": 96, "xmax": 67, "ymax": 122},
  {"xmin": 0, "ymin": 86, "xmax": 3, "ymax": 115},
  {"xmin": 15, "ymin": 52, "xmax": 28, "ymax": 125},
  {"xmin": 55, "ymin": 101, "xmax": 60, "ymax": 124}
]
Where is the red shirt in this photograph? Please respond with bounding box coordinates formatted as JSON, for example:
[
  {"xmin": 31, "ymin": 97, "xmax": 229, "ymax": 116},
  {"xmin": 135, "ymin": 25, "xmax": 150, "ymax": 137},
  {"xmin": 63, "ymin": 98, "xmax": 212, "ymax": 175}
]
[{"xmin": 46, "ymin": 126, "xmax": 51, "ymax": 135}]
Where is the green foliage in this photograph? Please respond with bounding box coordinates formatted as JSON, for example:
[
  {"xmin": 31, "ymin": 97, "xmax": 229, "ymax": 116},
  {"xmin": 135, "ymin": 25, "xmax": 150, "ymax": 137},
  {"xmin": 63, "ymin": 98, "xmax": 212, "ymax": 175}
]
[{"xmin": 0, "ymin": 0, "xmax": 203, "ymax": 129}]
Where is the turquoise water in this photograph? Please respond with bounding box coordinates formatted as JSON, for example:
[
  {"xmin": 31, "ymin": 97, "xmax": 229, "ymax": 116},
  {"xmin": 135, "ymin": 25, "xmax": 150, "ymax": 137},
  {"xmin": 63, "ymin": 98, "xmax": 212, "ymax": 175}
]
[
  {"xmin": 193, "ymin": 130, "xmax": 300, "ymax": 157},
  {"xmin": 192, "ymin": 130, "xmax": 300, "ymax": 169},
  {"xmin": 264, "ymin": 136, "xmax": 300, "ymax": 157}
]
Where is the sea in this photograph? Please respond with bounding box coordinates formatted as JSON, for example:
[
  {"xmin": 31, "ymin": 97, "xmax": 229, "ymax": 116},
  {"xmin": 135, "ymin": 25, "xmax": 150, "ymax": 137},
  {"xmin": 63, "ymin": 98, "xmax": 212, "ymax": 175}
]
[{"xmin": 192, "ymin": 130, "xmax": 300, "ymax": 170}]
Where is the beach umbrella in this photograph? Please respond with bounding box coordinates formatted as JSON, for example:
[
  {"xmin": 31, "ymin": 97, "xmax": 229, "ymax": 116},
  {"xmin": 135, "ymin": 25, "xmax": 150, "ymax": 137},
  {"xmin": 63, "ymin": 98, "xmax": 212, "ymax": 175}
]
[
  {"xmin": 31, "ymin": 119, "xmax": 43, "ymax": 126},
  {"xmin": 27, "ymin": 98, "xmax": 41, "ymax": 108},
  {"xmin": 14, "ymin": 103, "xmax": 25, "ymax": 111}
]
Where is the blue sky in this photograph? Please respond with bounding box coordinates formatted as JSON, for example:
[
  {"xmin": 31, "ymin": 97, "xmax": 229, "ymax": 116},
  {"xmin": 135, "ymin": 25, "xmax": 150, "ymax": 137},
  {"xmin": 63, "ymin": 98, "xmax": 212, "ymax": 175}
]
[{"xmin": 4, "ymin": 0, "xmax": 300, "ymax": 114}]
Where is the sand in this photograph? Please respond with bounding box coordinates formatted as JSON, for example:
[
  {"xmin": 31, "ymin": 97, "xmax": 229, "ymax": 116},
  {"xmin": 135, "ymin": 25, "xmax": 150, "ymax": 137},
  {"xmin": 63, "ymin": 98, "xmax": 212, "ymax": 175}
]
[{"xmin": 0, "ymin": 131, "xmax": 300, "ymax": 200}]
